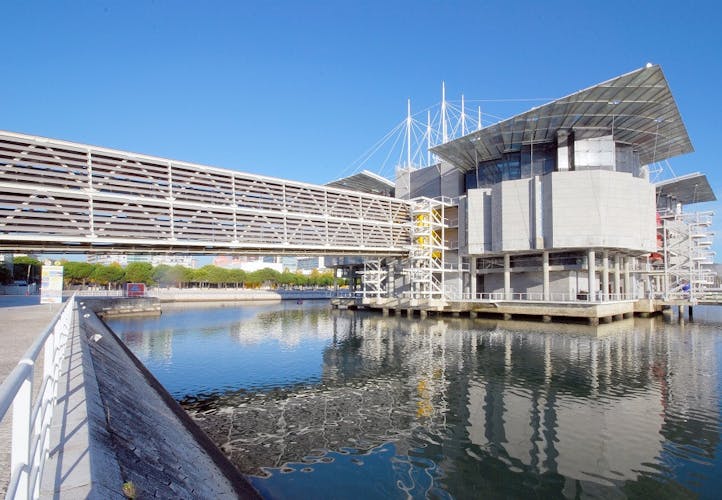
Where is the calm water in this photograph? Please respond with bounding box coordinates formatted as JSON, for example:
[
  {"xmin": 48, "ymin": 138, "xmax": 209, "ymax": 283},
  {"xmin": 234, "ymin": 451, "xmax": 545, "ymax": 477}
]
[{"xmin": 106, "ymin": 301, "xmax": 722, "ymax": 499}]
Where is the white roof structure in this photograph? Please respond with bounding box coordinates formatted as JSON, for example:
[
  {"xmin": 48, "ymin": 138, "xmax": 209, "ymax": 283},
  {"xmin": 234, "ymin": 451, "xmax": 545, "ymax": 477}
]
[{"xmin": 432, "ymin": 64, "xmax": 693, "ymax": 170}]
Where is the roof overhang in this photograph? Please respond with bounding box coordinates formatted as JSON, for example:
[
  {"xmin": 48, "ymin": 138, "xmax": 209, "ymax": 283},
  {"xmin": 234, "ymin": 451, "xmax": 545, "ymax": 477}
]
[
  {"xmin": 655, "ymin": 172, "xmax": 716, "ymax": 205},
  {"xmin": 326, "ymin": 169, "xmax": 395, "ymax": 197},
  {"xmin": 432, "ymin": 65, "xmax": 693, "ymax": 170}
]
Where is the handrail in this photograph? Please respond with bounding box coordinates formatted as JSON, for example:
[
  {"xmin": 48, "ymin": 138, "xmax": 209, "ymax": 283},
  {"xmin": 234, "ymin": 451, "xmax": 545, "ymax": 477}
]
[{"xmin": 0, "ymin": 295, "xmax": 75, "ymax": 500}]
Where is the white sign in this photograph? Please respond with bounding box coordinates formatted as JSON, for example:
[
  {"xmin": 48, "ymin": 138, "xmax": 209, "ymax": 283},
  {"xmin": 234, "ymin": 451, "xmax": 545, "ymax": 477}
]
[{"xmin": 41, "ymin": 265, "xmax": 64, "ymax": 304}]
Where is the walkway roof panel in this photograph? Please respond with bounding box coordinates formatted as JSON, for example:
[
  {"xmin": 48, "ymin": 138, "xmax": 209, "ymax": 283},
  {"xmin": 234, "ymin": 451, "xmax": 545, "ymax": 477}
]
[
  {"xmin": 656, "ymin": 172, "xmax": 716, "ymax": 205},
  {"xmin": 432, "ymin": 65, "xmax": 693, "ymax": 170}
]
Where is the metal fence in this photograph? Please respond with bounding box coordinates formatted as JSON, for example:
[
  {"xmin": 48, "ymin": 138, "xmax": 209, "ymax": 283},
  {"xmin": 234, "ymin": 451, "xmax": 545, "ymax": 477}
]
[{"xmin": 0, "ymin": 296, "xmax": 75, "ymax": 499}]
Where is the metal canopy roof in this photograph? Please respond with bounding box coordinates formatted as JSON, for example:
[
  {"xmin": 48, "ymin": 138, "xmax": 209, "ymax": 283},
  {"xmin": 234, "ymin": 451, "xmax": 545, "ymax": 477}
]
[
  {"xmin": 326, "ymin": 169, "xmax": 395, "ymax": 197},
  {"xmin": 656, "ymin": 172, "xmax": 716, "ymax": 205},
  {"xmin": 432, "ymin": 65, "xmax": 693, "ymax": 170}
]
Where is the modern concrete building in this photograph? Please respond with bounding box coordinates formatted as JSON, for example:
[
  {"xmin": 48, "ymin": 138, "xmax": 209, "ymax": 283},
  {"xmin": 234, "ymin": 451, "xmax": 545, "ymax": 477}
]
[{"xmin": 355, "ymin": 64, "xmax": 716, "ymax": 312}]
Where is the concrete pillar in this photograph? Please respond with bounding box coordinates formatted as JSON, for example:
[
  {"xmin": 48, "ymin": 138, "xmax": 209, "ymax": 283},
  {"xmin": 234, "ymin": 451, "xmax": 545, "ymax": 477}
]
[
  {"xmin": 613, "ymin": 255, "xmax": 621, "ymax": 300},
  {"xmin": 504, "ymin": 253, "xmax": 511, "ymax": 300},
  {"xmin": 470, "ymin": 257, "xmax": 477, "ymax": 300},
  {"xmin": 602, "ymin": 251, "xmax": 609, "ymax": 302},
  {"xmin": 587, "ymin": 249, "xmax": 596, "ymax": 302},
  {"xmin": 623, "ymin": 257, "xmax": 631, "ymax": 300},
  {"xmin": 420, "ymin": 310, "xmax": 427, "ymax": 319},
  {"xmin": 542, "ymin": 251, "xmax": 550, "ymax": 301},
  {"xmin": 470, "ymin": 311, "xmax": 477, "ymax": 319}
]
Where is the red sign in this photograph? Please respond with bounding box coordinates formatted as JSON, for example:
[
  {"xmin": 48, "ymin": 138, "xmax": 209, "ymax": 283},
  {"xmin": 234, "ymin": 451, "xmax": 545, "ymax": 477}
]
[{"xmin": 126, "ymin": 282, "xmax": 146, "ymax": 297}]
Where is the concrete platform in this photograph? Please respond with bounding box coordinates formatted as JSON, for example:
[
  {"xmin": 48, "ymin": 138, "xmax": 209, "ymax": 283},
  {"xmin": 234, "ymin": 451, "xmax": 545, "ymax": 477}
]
[{"xmin": 352, "ymin": 297, "xmax": 639, "ymax": 324}]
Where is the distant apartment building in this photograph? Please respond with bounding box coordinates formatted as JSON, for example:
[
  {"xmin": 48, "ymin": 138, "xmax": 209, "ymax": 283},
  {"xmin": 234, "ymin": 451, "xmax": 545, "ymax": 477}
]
[{"xmin": 87, "ymin": 254, "xmax": 197, "ymax": 268}]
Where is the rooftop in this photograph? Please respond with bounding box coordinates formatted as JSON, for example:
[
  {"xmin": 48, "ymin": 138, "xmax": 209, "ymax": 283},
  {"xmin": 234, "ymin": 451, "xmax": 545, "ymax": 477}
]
[{"xmin": 432, "ymin": 64, "xmax": 693, "ymax": 170}]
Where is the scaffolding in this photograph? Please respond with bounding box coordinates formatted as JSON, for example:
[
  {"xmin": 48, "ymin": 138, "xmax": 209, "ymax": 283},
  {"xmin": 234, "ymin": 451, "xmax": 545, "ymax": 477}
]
[
  {"xmin": 359, "ymin": 258, "xmax": 387, "ymax": 299},
  {"xmin": 403, "ymin": 197, "xmax": 449, "ymax": 301},
  {"xmin": 658, "ymin": 210, "xmax": 716, "ymax": 300}
]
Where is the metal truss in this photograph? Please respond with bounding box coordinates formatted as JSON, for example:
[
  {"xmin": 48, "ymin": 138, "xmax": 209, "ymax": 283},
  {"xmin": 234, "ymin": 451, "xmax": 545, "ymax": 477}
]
[
  {"xmin": 0, "ymin": 131, "xmax": 412, "ymax": 255},
  {"xmin": 659, "ymin": 210, "xmax": 716, "ymax": 300},
  {"xmin": 360, "ymin": 258, "xmax": 387, "ymax": 298},
  {"xmin": 404, "ymin": 198, "xmax": 449, "ymax": 300}
]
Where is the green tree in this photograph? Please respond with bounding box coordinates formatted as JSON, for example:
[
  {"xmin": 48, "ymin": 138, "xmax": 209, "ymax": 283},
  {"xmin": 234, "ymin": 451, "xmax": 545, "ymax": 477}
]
[
  {"xmin": 206, "ymin": 266, "xmax": 230, "ymax": 286},
  {"xmin": 153, "ymin": 264, "xmax": 192, "ymax": 288},
  {"xmin": 91, "ymin": 263, "xmax": 125, "ymax": 287},
  {"xmin": 227, "ymin": 269, "xmax": 246, "ymax": 288},
  {"xmin": 124, "ymin": 262, "xmax": 154, "ymax": 284},
  {"xmin": 191, "ymin": 265, "xmax": 214, "ymax": 287},
  {"xmin": 63, "ymin": 261, "xmax": 96, "ymax": 286},
  {"xmin": 13, "ymin": 256, "xmax": 41, "ymax": 266}
]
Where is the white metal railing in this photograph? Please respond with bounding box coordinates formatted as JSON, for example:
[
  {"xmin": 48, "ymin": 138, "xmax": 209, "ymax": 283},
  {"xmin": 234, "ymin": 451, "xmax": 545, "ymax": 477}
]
[
  {"xmin": 0, "ymin": 295, "xmax": 75, "ymax": 500},
  {"xmin": 450, "ymin": 292, "xmax": 639, "ymax": 303}
]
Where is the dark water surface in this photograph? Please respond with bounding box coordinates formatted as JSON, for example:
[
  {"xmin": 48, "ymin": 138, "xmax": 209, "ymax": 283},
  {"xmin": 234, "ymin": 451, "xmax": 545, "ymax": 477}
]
[{"xmin": 106, "ymin": 301, "xmax": 722, "ymax": 499}]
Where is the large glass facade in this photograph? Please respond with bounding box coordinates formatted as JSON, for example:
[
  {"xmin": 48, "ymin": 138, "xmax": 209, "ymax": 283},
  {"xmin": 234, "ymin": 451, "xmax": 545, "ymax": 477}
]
[{"xmin": 465, "ymin": 142, "xmax": 556, "ymax": 190}]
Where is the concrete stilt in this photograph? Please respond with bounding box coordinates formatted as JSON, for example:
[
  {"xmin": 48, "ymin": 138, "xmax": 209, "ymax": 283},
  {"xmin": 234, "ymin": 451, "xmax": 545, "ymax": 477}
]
[
  {"xmin": 470, "ymin": 311, "xmax": 477, "ymax": 319},
  {"xmin": 542, "ymin": 315, "xmax": 552, "ymax": 323},
  {"xmin": 688, "ymin": 305, "xmax": 694, "ymax": 321},
  {"xmin": 503, "ymin": 313, "xmax": 512, "ymax": 320},
  {"xmin": 588, "ymin": 317, "xmax": 599, "ymax": 325},
  {"xmin": 420, "ymin": 310, "xmax": 427, "ymax": 319}
]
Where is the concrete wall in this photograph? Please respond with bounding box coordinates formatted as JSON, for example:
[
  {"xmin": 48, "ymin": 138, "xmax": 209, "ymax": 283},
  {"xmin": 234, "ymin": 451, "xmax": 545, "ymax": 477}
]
[
  {"xmin": 467, "ymin": 188, "xmax": 492, "ymax": 253},
  {"xmin": 400, "ymin": 162, "xmax": 465, "ymax": 200},
  {"xmin": 491, "ymin": 178, "xmax": 533, "ymax": 252},
  {"xmin": 466, "ymin": 169, "xmax": 656, "ymax": 254},
  {"xmin": 545, "ymin": 170, "xmax": 656, "ymax": 251}
]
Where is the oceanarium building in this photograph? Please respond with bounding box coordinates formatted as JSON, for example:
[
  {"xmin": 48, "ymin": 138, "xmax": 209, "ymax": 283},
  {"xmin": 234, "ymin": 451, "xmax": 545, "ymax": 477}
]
[{"xmin": 354, "ymin": 64, "xmax": 715, "ymax": 309}]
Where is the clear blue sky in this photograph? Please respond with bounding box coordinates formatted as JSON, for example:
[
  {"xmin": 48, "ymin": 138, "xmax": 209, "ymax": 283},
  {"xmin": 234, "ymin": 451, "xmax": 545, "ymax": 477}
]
[{"xmin": 2, "ymin": 1, "xmax": 721, "ymax": 256}]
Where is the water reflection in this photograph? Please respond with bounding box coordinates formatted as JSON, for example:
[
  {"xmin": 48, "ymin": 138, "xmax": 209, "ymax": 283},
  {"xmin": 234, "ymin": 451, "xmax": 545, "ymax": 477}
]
[{"xmin": 107, "ymin": 304, "xmax": 722, "ymax": 498}]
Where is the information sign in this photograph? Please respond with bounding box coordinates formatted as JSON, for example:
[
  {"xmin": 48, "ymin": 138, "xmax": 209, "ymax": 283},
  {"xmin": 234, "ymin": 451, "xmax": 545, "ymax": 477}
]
[{"xmin": 41, "ymin": 265, "xmax": 64, "ymax": 304}]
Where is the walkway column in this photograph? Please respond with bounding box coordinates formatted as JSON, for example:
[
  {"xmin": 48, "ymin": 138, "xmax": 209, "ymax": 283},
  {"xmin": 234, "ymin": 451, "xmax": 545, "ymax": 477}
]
[
  {"xmin": 542, "ymin": 251, "xmax": 550, "ymax": 301},
  {"xmin": 504, "ymin": 253, "xmax": 511, "ymax": 300},
  {"xmin": 587, "ymin": 249, "xmax": 596, "ymax": 302},
  {"xmin": 623, "ymin": 257, "xmax": 631, "ymax": 300},
  {"xmin": 602, "ymin": 251, "xmax": 609, "ymax": 302},
  {"xmin": 613, "ymin": 255, "xmax": 621, "ymax": 300},
  {"xmin": 470, "ymin": 257, "xmax": 477, "ymax": 300}
]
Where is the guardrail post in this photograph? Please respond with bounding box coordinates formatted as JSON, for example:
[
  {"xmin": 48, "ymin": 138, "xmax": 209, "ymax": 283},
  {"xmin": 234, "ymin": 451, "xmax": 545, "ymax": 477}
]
[{"xmin": 12, "ymin": 362, "xmax": 33, "ymax": 500}]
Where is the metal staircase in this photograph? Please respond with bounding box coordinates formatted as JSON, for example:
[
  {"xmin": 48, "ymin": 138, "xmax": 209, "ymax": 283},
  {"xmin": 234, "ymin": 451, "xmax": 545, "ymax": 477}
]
[{"xmin": 660, "ymin": 210, "xmax": 716, "ymax": 300}]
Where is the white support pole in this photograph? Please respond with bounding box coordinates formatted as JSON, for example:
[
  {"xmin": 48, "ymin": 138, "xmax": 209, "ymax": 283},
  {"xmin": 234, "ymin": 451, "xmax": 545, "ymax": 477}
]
[
  {"xmin": 543, "ymin": 251, "xmax": 550, "ymax": 301},
  {"xmin": 588, "ymin": 250, "xmax": 596, "ymax": 302},
  {"xmin": 470, "ymin": 257, "xmax": 477, "ymax": 299},
  {"xmin": 624, "ymin": 257, "xmax": 631, "ymax": 299},
  {"xmin": 441, "ymin": 82, "xmax": 448, "ymax": 144},
  {"xmin": 504, "ymin": 253, "xmax": 511, "ymax": 300},
  {"xmin": 426, "ymin": 110, "xmax": 432, "ymax": 166},
  {"xmin": 614, "ymin": 255, "xmax": 621, "ymax": 299},
  {"xmin": 602, "ymin": 251, "xmax": 609, "ymax": 301},
  {"xmin": 406, "ymin": 99, "xmax": 412, "ymax": 169},
  {"xmin": 477, "ymin": 106, "xmax": 482, "ymax": 131},
  {"xmin": 461, "ymin": 94, "xmax": 466, "ymax": 136}
]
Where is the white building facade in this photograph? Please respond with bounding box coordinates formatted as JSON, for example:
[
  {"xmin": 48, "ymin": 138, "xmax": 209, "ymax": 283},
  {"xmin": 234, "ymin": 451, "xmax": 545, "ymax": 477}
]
[{"xmin": 380, "ymin": 65, "xmax": 715, "ymax": 304}]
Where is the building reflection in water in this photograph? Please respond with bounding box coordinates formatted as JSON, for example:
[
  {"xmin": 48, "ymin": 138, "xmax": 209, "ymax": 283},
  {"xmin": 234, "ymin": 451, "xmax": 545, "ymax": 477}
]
[{"xmin": 110, "ymin": 304, "xmax": 721, "ymax": 497}]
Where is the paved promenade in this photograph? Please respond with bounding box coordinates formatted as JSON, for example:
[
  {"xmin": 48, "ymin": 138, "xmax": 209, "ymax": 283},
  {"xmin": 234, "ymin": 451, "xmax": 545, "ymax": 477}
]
[{"xmin": 0, "ymin": 295, "xmax": 65, "ymax": 496}]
